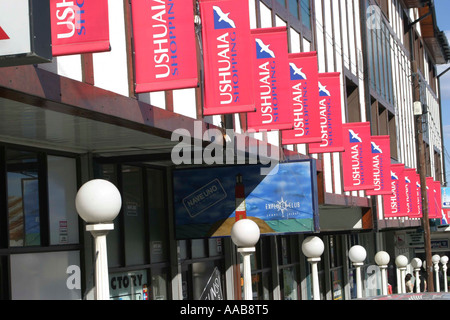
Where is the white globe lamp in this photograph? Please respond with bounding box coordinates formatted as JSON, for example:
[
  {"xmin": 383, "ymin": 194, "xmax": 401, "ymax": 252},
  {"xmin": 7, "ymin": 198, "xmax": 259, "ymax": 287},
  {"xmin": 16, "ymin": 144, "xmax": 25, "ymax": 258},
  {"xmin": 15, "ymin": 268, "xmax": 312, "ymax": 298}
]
[
  {"xmin": 395, "ymin": 255, "xmax": 408, "ymax": 293},
  {"xmin": 231, "ymin": 219, "xmax": 260, "ymax": 300},
  {"xmin": 375, "ymin": 251, "xmax": 390, "ymax": 295},
  {"xmin": 349, "ymin": 245, "xmax": 366, "ymax": 298},
  {"xmin": 302, "ymin": 236, "xmax": 324, "ymax": 300},
  {"xmin": 75, "ymin": 179, "xmax": 122, "ymax": 300}
]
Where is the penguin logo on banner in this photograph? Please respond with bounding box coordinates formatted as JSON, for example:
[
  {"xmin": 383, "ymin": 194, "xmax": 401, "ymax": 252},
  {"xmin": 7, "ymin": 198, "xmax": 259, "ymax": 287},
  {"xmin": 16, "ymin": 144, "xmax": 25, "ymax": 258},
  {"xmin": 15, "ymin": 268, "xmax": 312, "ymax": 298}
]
[{"xmin": 213, "ymin": 6, "xmax": 236, "ymax": 29}]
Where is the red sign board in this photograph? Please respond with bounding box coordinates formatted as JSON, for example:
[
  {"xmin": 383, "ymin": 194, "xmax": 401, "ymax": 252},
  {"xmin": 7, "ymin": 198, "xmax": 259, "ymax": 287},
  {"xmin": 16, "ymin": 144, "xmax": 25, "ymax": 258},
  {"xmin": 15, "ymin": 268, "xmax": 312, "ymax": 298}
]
[
  {"xmin": 341, "ymin": 122, "xmax": 374, "ymax": 192},
  {"xmin": 200, "ymin": 0, "xmax": 255, "ymax": 115},
  {"xmin": 426, "ymin": 177, "xmax": 438, "ymax": 219},
  {"xmin": 50, "ymin": 0, "xmax": 110, "ymax": 56},
  {"xmin": 434, "ymin": 180, "xmax": 443, "ymax": 220},
  {"xmin": 131, "ymin": 0, "xmax": 198, "ymax": 93},
  {"xmin": 366, "ymin": 136, "xmax": 392, "ymax": 196},
  {"xmin": 247, "ymin": 27, "xmax": 293, "ymax": 131},
  {"xmin": 281, "ymin": 52, "xmax": 321, "ymax": 145},
  {"xmin": 308, "ymin": 72, "xmax": 344, "ymax": 153},
  {"xmin": 404, "ymin": 168, "xmax": 419, "ymax": 217},
  {"xmin": 383, "ymin": 163, "xmax": 406, "ymax": 218}
]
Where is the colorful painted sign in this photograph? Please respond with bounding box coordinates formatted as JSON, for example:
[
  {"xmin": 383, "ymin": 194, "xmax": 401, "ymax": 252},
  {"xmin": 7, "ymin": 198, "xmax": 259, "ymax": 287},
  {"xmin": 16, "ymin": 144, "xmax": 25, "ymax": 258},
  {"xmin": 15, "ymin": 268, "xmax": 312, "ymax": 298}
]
[{"xmin": 173, "ymin": 161, "xmax": 318, "ymax": 239}]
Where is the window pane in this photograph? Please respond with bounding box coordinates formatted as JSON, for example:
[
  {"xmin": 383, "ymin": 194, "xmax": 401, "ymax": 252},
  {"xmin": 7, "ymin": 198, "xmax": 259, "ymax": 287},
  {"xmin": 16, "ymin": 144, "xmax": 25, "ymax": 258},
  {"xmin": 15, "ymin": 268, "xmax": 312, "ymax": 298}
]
[
  {"xmin": 151, "ymin": 268, "xmax": 169, "ymax": 300},
  {"xmin": 123, "ymin": 165, "xmax": 146, "ymax": 265},
  {"xmin": 147, "ymin": 168, "xmax": 168, "ymax": 263},
  {"xmin": 110, "ymin": 269, "xmax": 148, "ymax": 300},
  {"xmin": 97, "ymin": 164, "xmax": 122, "ymax": 268},
  {"xmin": 288, "ymin": 0, "xmax": 299, "ymax": 19},
  {"xmin": 10, "ymin": 251, "xmax": 81, "ymax": 299},
  {"xmin": 48, "ymin": 156, "xmax": 79, "ymax": 245},
  {"xmin": 300, "ymin": 0, "xmax": 311, "ymax": 29},
  {"xmin": 7, "ymin": 150, "xmax": 40, "ymax": 247}
]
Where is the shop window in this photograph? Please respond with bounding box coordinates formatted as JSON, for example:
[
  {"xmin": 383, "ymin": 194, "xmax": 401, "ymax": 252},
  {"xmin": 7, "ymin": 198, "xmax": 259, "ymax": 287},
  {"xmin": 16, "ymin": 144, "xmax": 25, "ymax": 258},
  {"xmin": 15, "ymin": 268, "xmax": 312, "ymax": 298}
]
[
  {"xmin": 123, "ymin": 165, "xmax": 147, "ymax": 266},
  {"xmin": 10, "ymin": 251, "xmax": 81, "ymax": 299},
  {"xmin": 328, "ymin": 235, "xmax": 344, "ymax": 300},
  {"xmin": 277, "ymin": 235, "xmax": 300, "ymax": 300},
  {"xmin": 7, "ymin": 150, "xmax": 41, "ymax": 247},
  {"xmin": 48, "ymin": 156, "xmax": 79, "ymax": 245},
  {"xmin": 147, "ymin": 168, "xmax": 169, "ymax": 263},
  {"xmin": 94, "ymin": 162, "xmax": 171, "ymax": 300},
  {"xmin": 179, "ymin": 238, "xmax": 225, "ymax": 300},
  {"xmin": 238, "ymin": 236, "xmax": 273, "ymax": 300}
]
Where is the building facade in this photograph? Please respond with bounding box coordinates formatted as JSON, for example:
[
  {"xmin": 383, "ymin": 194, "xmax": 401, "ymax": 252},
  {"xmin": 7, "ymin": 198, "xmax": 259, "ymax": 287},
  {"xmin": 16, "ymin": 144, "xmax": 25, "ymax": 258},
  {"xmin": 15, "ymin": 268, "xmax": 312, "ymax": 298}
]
[{"xmin": 0, "ymin": 0, "xmax": 448, "ymax": 300}]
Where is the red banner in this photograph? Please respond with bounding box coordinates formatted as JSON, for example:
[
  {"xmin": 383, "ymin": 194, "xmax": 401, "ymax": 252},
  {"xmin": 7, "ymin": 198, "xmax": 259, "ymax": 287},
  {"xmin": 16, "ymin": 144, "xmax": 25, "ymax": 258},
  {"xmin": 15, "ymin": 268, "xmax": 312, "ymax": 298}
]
[
  {"xmin": 308, "ymin": 72, "xmax": 344, "ymax": 153},
  {"xmin": 281, "ymin": 52, "xmax": 321, "ymax": 145},
  {"xmin": 341, "ymin": 122, "xmax": 374, "ymax": 191},
  {"xmin": 200, "ymin": 0, "xmax": 255, "ymax": 115},
  {"xmin": 413, "ymin": 172, "xmax": 423, "ymax": 217},
  {"xmin": 404, "ymin": 168, "xmax": 419, "ymax": 217},
  {"xmin": 383, "ymin": 163, "xmax": 407, "ymax": 217},
  {"xmin": 131, "ymin": 0, "xmax": 198, "ymax": 93},
  {"xmin": 366, "ymin": 136, "xmax": 392, "ymax": 196},
  {"xmin": 434, "ymin": 180, "xmax": 443, "ymax": 220},
  {"xmin": 50, "ymin": 0, "xmax": 110, "ymax": 56},
  {"xmin": 247, "ymin": 27, "xmax": 293, "ymax": 131},
  {"xmin": 426, "ymin": 177, "xmax": 439, "ymax": 219}
]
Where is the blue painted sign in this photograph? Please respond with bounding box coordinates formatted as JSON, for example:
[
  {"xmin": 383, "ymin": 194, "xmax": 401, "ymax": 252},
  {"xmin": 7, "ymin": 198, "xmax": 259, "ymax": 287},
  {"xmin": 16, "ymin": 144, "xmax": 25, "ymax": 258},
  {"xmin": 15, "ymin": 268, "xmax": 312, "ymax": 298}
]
[{"xmin": 173, "ymin": 160, "xmax": 319, "ymax": 239}]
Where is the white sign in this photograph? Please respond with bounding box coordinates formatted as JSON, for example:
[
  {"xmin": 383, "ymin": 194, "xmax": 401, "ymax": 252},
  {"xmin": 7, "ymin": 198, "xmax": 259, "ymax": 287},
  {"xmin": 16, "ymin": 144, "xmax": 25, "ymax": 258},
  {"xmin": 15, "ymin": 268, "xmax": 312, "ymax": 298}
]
[{"xmin": 0, "ymin": 0, "xmax": 31, "ymax": 56}]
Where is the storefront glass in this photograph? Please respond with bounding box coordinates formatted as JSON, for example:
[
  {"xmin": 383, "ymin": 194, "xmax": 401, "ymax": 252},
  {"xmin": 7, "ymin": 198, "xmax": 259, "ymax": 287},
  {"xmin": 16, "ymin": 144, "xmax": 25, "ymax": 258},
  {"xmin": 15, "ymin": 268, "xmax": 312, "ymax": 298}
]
[{"xmin": 7, "ymin": 150, "xmax": 40, "ymax": 247}]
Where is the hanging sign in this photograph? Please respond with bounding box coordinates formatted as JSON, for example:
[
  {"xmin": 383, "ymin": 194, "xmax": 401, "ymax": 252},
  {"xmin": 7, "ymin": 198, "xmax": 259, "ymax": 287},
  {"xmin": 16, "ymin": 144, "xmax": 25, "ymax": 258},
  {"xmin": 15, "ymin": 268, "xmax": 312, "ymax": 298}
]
[
  {"xmin": 173, "ymin": 161, "xmax": 319, "ymax": 239},
  {"xmin": 247, "ymin": 27, "xmax": 293, "ymax": 131},
  {"xmin": 426, "ymin": 177, "xmax": 438, "ymax": 219},
  {"xmin": 404, "ymin": 168, "xmax": 419, "ymax": 217},
  {"xmin": 341, "ymin": 122, "xmax": 374, "ymax": 192},
  {"xmin": 50, "ymin": 0, "xmax": 110, "ymax": 56},
  {"xmin": 281, "ymin": 52, "xmax": 321, "ymax": 145},
  {"xmin": 434, "ymin": 180, "xmax": 443, "ymax": 220},
  {"xmin": 383, "ymin": 163, "xmax": 407, "ymax": 218},
  {"xmin": 200, "ymin": 0, "xmax": 255, "ymax": 115},
  {"xmin": 131, "ymin": 0, "xmax": 198, "ymax": 93},
  {"xmin": 281, "ymin": 51, "xmax": 322, "ymax": 145},
  {"xmin": 366, "ymin": 135, "xmax": 392, "ymax": 196},
  {"xmin": 0, "ymin": 0, "xmax": 52, "ymax": 66},
  {"xmin": 415, "ymin": 173, "xmax": 423, "ymax": 217},
  {"xmin": 308, "ymin": 72, "xmax": 344, "ymax": 153}
]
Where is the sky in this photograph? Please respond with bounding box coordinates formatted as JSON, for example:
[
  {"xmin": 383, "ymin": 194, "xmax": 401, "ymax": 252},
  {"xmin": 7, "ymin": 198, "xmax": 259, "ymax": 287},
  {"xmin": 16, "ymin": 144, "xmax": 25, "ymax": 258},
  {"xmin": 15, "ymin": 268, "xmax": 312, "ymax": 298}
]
[{"xmin": 433, "ymin": 0, "xmax": 450, "ymax": 185}]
